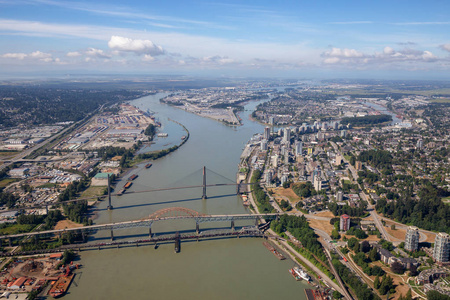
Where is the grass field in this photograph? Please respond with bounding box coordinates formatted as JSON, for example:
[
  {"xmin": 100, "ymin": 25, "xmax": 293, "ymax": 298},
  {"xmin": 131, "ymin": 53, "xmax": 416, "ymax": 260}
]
[
  {"xmin": 0, "ymin": 151, "xmax": 18, "ymax": 160},
  {"xmin": 0, "ymin": 224, "xmax": 35, "ymax": 235},
  {"xmin": 0, "ymin": 178, "xmax": 19, "ymax": 188},
  {"xmin": 80, "ymin": 186, "xmax": 106, "ymax": 199}
]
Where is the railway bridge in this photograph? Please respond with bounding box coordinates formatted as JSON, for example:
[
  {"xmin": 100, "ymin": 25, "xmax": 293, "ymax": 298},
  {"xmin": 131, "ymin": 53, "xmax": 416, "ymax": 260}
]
[{"xmin": 0, "ymin": 207, "xmax": 283, "ymax": 249}]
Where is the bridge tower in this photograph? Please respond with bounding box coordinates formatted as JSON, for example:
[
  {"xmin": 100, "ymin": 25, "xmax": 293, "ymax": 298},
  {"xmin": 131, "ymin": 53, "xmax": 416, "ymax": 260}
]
[
  {"xmin": 174, "ymin": 231, "xmax": 180, "ymax": 253},
  {"xmin": 107, "ymin": 174, "xmax": 113, "ymax": 210},
  {"xmin": 202, "ymin": 166, "xmax": 207, "ymax": 200}
]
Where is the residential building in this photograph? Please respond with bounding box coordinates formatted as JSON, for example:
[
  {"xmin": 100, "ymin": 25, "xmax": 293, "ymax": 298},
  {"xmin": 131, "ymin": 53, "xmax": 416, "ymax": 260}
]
[
  {"xmin": 340, "ymin": 214, "xmax": 350, "ymax": 231},
  {"xmin": 405, "ymin": 226, "xmax": 420, "ymax": 252},
  {"xmin": 434, "ymin": 232, "xmax": 450, "ymax": 263}
]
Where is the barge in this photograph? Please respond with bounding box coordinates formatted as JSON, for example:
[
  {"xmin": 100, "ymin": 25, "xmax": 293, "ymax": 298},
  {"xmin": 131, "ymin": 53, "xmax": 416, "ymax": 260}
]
[
  {"xmin": 145, "ymin": 163, "xmax": 152, "ymax": 169},
  {"xmin": 263, "ymin": 241, "xmax": 286, "ymax": 260},
  {"xmin": 128, "ymin": 174, "xmax": 138, "ymax": 181}
]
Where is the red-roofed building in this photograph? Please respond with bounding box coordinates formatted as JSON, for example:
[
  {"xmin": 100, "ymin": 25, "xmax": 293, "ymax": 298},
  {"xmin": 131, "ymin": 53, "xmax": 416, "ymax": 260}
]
[
  {"xmin": 8, "ymin": 277, "xmax": 27, "ymax": 289},
  {"xmin": 340, "ymin": 214, "xmax": 350, "ymax": 231}
]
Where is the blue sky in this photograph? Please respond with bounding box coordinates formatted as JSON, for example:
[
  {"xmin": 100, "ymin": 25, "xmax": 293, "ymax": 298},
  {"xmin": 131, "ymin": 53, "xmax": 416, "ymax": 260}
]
[{"xmin": 0, "ymin": 0, "xmax": 449, "ymax": 79}]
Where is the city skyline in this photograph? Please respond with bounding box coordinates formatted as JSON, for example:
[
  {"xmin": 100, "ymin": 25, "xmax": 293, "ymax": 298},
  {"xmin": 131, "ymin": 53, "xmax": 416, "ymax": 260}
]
[{"xmin": 1, "ymin": 0, "xmax": 450, "ymax": 79}]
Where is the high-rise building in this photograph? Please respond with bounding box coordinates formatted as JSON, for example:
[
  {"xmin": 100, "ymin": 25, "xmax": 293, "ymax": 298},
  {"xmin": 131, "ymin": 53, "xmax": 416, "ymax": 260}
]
[
  {"xmin": 335, "ymin": 154, "xmax": 342, "ymax": 166},
  {"xmin": 295, "ymin": 141, "xmax": 303, "ymax": 156},
  {"xmin": 314, "ymin": 176, "xmax": 322, "ymax": 191},
  {"xmin": 283, "ymin": 127, "xmax": 291, "ymax": 144},
  {"xmin": 405, "ymin": 226, "xmax": 420, "ymax": 252},
  {"xmin": 264, "ymin": 127, "xmax": 270, "ymax": 140},
  {"xmin": 434, "ymin": 233, "xmax": 450, "ymax": 263},
  {"xmin": 340, "ymin": 130, "xmax": 347, "ymax": 138},
  {"xmin": 340, "ymin": 214, "xmax": 350, "ymax": 231},
  {"xmin": 269, "ymin": 116, "xmax": 274, "ymax": 126},
  {"xmin": 416, "ymin": 139, "xmax": 423, "ymax": 150},
  {"xmin": 336, "ymin": 190, "xmax": 343, "ymax": 202},
  {"xmin": 355, "ymin": 161, "xmax": 362, "ymax": 170},
  {"xmin": 260, "ymin": 139, "xmax": 268, "ymax": 151}
]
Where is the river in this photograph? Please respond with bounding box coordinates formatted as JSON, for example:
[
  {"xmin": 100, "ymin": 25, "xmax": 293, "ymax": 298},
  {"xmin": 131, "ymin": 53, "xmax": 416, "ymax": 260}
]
[{"xmin": 60, "ymin": 93, "xmax": 309, "ymax": 300}]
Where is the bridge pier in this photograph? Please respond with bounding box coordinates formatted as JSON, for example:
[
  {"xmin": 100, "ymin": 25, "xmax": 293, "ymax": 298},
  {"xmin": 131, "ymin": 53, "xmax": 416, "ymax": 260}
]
[
  {"xmin": 202, "ymin": 166, "xmax": 207, "ymax": 200},
  {"xmin": 255, "ymin": 218, "xmax": 259, "ymax": 226},
  {"xmin": 196, "ymin": 223, "xmax": 200, "ymax": 234},
  {"xmin": 231, "ymin": 220, "xmax": 235, "ymax": 231},
  {"xmin": 110, "ymin": 228, "xmax": 114, "ymax": 241},
  {"xmin": 174, "ymin": 232, "xmax": 180, "ymax": 253},
  {"xmin": 149, "ymin": 226, "xmax": 152, "ymax": 237},
  {"xmin": 107, "ymin": 174, "xmax": 113, "ymax": 210}
]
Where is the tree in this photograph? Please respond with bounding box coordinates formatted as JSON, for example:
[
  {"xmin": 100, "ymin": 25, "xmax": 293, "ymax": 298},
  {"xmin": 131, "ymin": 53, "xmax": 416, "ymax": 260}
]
[
  {"xmin": 331, "ymin": 229, "xmax": 340, "ymax": 240},
  {"xmin": 391, "ymin": 224, "xmax": 396, "ymax": 230},
  {"xmin": 368, "ymin": 247, "xmax": 379, "ymax": 262},
  {"xmin": 391, "ymin": 261, "xmax": 405, "ymax": 274},
  {"xmin": 333, "ymin": 291, "xmax": 343, "ymax": 299},
  {"xmin": 374, "ymin": 275, "xmax": 381, "ymax": 289},
  {"xmin": 360, "ymin": 240, "xmax": 370, "ymax": 253},
  {"xmin": 353, "ymin": 241, "xmax": 360, "ymax": 253},
  {"xmin": 427, "ymin": 290, "xmax": 450, "ymax": 300},
  {"xmin": 347, "ymin": 237, "xmax": 358, "ymax": 249}
]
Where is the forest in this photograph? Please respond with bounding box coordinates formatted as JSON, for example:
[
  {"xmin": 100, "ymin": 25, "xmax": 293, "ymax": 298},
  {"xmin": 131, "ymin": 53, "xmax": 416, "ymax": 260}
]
[
  {"xmin": 0, "ymin": 86, "xmax": 146, "ymax": 128},
  {"xmin": 341, "ymin": 114, "xmax": 392, "ymax": 127}
]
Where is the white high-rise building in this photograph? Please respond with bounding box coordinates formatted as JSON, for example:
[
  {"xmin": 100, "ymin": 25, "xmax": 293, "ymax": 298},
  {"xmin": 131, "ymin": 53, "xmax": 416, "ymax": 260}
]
[
  {"xmin": 283, "ymin": 127, "xmax": 291, "ymax": 144},
  {"xmin": 260, "ymin": 139, "xmax": 268, "ymax": 151},
  {"xmin": 405, "ymin": 226, "xmax": 420, "ymax": 252},
  {"xmin": 434, "ymin": 233, "xmax": 450, "ymax": 263},
  {"xmin": 264, "ymin": 127, "xmax": 270, "ymax": 140}
]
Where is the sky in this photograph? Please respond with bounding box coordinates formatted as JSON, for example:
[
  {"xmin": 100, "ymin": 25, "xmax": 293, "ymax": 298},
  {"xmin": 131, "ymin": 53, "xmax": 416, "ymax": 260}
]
[{"xmin": 0, "ymin": 0, "xmax": 449, "ymax": 79}]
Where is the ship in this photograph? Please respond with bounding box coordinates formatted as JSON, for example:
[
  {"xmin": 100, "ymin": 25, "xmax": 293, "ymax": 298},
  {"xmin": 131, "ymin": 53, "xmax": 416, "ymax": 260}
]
[
  {"xmin": 145, "ymin": 163, "xmax": 152, "ymax": 169},
  {"xmin": 289, "ymin": 268, "xmax": 302, "ymax": 281},
  {"xmin": 48, "ymin": 273, "xmax": 75, "ymax": 298},
  {"xmin": 263, "ymin": 241, "xmax": 286, "ymax": 260},
  {"xmin": 292, "ymin": 266, "xmax": 311, "ymax": 281},
  {"xmin": 128, "ymin": 174, "xmax": 138, "ymax": 181}
]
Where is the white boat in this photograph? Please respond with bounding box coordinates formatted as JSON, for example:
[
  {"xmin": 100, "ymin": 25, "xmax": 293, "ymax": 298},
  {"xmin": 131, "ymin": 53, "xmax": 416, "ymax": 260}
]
[{"xmin": 293, "ymin": 267, "xmax": 311, "ymax": 281}]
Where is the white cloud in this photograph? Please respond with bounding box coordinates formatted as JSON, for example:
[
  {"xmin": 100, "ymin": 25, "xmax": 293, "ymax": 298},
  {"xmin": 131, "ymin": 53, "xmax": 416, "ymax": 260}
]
[
  {"xmin": 1, "ymin": 51, "xmax": 55, "ymax": 62},
  {"xmin": 85, "ymin": 48, "xmax": 111, "ymax": 58},
  {"xmin": 108, "ymin": 36, "xmax": 165, "ymax": 56},
  {"xmin": 66, "ymin": 51, "xmax": 81, "ymax": 57},
  {"xmin": 2, "ymin": 53, "xmax": 27, "ymax": 60},
  {"xmin": 322, "ymin": 46, "xmax": 439, "ymax": 65},
  {"xmin": 30, "ymin": 51, "xmax": 51, "ymax": 59},
  {"xmin": 440, "ymin": 44, "xmax": 450, "ymax": 52}
]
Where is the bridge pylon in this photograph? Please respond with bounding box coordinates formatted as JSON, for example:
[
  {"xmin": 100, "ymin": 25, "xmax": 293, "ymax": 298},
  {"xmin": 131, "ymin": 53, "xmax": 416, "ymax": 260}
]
[
  {"xmin": 202, "ymin": 166, "xmax": 207, "ymax": 200},
  {"xmin": 107, "ymin": 174, "xmax": 113, "ymax": 210}
]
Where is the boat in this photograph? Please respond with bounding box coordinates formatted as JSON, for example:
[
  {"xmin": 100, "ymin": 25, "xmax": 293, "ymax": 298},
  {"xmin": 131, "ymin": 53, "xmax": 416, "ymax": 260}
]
[
  {"xmin": 292, "ymin": 267, "xmax": 311, "ymax": 281},
  {"xmin": 181, "ymin": 135, "xmax": 186, "ymax": 140},
  {"xmin": 157, "ymin": 133, "xmax": 168, "ymax": 137},
  {"xmin": 48, "ymin": 273, "xmax": 75, "ymax": 298},
  {"xmin": 289, "ymin": 268, "xmax": 302, "ymax": 281},
  {"xmin": 128, "ymin": 174, "xmax": 138, "ymax": 181},
  {"xmin": 117, "ymin": 188, "xmax": 126, "ymax": 196},
  {"xmin": 145, "ymin": 163, "xmax": 152, "ymax": 169},
  {"xmin": 263, "ymin": 241, "xmax": 286, "ymax": 260},
  {"xmin": 124, "ymin": 182, "xmax": 133, "ymax": 189}
]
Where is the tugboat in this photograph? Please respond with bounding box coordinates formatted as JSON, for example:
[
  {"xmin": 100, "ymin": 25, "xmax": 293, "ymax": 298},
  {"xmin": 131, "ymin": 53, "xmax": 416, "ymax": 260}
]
[{"xmin": 145, "ymin": 163, "xmax": 152, "ymax": 169}]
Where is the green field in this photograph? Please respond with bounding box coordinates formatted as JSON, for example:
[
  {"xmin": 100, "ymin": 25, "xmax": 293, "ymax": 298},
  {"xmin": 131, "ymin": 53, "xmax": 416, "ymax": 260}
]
[
  {"xmin": 80, "ymin": 186, "xmax": 107, "ymax": 199},
  {"xmin": 0, "ymin": 178, "xmax": 19, "ymax": 188}
]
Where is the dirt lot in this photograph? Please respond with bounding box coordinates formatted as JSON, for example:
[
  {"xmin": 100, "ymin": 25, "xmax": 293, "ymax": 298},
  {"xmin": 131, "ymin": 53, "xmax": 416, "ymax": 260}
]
[
  {"xmin": 54, "ymin": 220, "xmax": 83, "ymax": 230},
  {"xmin": 314, "ymin": 211, "xmax": 335, "ymax": 218},
  {"xmin": 308, "ymin": 219, "xmax": 334, "ymax": 235},
  {"xmin": 271, "ymin": 187, "xmax": 301, "ymax": 204}
]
